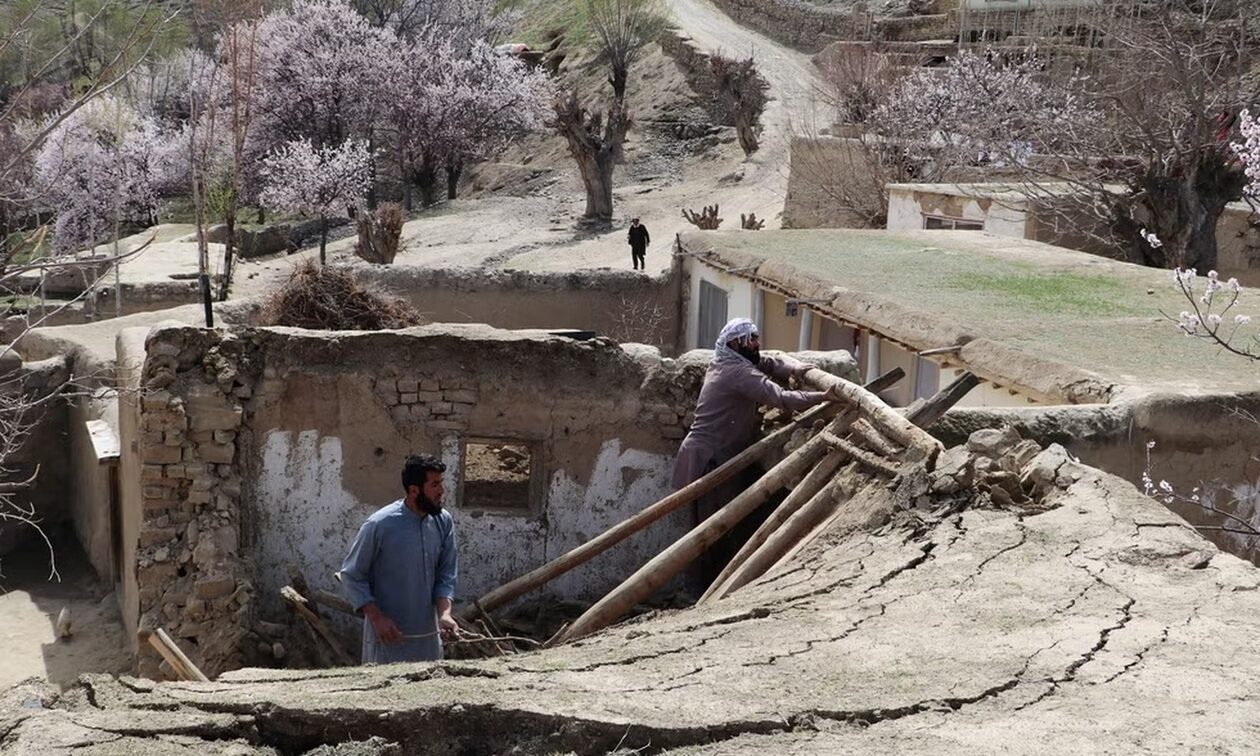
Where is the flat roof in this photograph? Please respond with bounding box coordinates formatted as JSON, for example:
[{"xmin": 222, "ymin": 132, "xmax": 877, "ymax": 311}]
[{"xmin": 680, "ymin": 229, "xmax": 1260, "ymax": 400}]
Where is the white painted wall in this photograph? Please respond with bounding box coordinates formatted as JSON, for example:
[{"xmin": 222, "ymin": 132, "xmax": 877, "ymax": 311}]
[
  {"xmin": 252, "ymin": 430, "xmax": 688, "ymax": 629},
  {"xmin": 885, "ymin": 186, "xmax": 1032, "ymax": 240}
]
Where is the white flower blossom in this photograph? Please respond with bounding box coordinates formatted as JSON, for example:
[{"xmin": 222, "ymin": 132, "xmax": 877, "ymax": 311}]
[
  {"xmin": 1207, "ymin": 313, "xmax": 1223, "ymax": 327},
  {"xmin": 1236, "ymin": 315, "xmax": 1252, "ymax": 325},
  {"xmin": 1141, "ymin": 228, "xmax": 1163, "ymax": 249}
]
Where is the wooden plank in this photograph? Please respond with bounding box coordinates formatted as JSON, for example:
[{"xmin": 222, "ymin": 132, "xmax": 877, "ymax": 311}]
[
  {"xmin": 146, "ymin": 628, "xmax": 209, "ymax": 682},
  {"xmin": 462, "ymin": 368, "xmax": 905, "ymax": 619}
]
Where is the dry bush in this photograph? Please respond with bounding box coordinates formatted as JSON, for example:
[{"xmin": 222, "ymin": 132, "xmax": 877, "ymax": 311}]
[
  {"xmin": 355, "ymin": 202, "xmax": 405, "ymax": 264},
  {"xmin": 262, "ymin": 260, "xmax": 424, "ymax": 330}
]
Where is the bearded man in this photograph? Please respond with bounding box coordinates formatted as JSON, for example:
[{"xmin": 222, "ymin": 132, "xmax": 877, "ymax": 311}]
[
  {"xmin": 673, "ymin": 318, "xmax": 832, "ymax": 592},
  {"xmin": 340, "ymin": 454, "xmax": 459, "ymax": 664}
]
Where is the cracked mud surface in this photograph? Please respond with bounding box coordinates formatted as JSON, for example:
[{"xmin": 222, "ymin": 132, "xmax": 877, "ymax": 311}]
[{"xmin": 6, "ymin": 459, "xmax": 1260, "ymax": 754}]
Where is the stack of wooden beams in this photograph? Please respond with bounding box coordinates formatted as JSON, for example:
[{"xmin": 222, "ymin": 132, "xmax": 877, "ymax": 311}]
[{"xmin": 465, "ymin": 368, "xmax": 980, "ymax": 646}]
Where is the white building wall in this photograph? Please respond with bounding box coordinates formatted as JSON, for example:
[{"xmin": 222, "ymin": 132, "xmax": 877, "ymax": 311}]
[{"xmin": 687, "ymin": 262, "xmax": 757, "ymax": 350}]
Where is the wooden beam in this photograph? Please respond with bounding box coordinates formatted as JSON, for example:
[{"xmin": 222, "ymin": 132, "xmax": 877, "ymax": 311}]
[
  {"xmin": 699, "ymin": 448, "xmax": 848, "ymax": 603},
  {"xmin": 553, "ymin": 410, "xmax": 854, "ymax": 644},
  {"xmin": 464, "ymin": 368, "xmax": 906, "ymax": 619},
  {"xmin": 145, "ymin": 628, "xmax": 209, "ymax": 682}
]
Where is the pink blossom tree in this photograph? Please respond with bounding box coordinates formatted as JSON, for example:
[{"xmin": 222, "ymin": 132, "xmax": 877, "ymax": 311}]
[
  {"xmin": 251, "ymin": 0, "xmax": 393, "ymax": 152},
  {"xmin": 1237, "ymin": 109, "xmax": 1260, "ymax": 203},
  {"xmin": 33, "ymin": 96, "xmax": 177, "ymax": 253},
  {"xmin": 867, "ymin": 2, "xmax": 1250, "ymax": 270},
  {"xmin": 258, "ymin": 137, "xmax": 372, "ymax": 264},
  {"xmin": 383, "ymin": 32, "xmax": 549, "ymax": 207}
]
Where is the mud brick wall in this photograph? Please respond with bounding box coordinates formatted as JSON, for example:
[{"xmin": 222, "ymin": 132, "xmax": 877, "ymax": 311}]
[
  {"xmin": 125, "ymin": 325, "xmax": 709, "ymax": 677},
  {"xmin": 132, "ymin": 329, "xmax": 260, "ymax": 678}
]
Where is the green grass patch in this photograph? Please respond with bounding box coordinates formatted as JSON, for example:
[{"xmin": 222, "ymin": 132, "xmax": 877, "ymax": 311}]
[
  {"xmin": 498, "ymin": 0, "xmax": 594, "ymax": 49},
  {"xmin": 945, "ymin": 268, "xmax": 1145, "ymax": 318}
]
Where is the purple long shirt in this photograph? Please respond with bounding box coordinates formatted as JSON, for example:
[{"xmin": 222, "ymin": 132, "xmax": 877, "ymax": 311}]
[{"xmin": 671, "ymin": 354, "xmax": 827, "ymax": 489}]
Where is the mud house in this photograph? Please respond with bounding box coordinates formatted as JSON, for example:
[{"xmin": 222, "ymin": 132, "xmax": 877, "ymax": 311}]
[
  {"xmin": 676, "ymin": 228, "xmax": 1260, "ymax": 561},
  {"xmin": 884, "ymin": 183, "xmax": 1260, "ymax": 281}
]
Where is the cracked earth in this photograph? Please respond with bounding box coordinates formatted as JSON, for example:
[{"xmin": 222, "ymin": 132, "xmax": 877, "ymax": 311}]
[{"xmin": 5, "ymin": 454, "xmax": 1260, "ymax": 754}]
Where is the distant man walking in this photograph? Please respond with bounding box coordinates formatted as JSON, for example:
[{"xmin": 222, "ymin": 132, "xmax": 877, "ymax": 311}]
[
  {"xmin": 673, "ymin": 318, "xmax": 832, "ymax": 593},
  {"xmin": 628, "ymin": 217, "xmax": 650, "ymax": 271},
  {"xmin": 340, "ymin": 454, "xmax": 459, "ymax": 664}
]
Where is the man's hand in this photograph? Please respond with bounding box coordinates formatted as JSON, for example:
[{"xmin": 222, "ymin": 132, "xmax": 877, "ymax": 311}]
[
  {"xmin": 363, "ymin": 604, "xmax": 403, "ymax": 645},
  {"xmin": 438, "ymin": 613, "xmax": 460, "ymax": 643}
]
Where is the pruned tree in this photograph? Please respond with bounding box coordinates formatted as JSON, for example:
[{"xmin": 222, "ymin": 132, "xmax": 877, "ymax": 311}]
[
  {"xmin": 683, "ymin": 204, "xmax": 722, "ymax": 229},
  {"xmin": 355, "ymin": 202, "xmax": 404, "ymax": 264},
  {"xmin": 709, "ymin": 52, "xmax": 768, "ymax": 157},
  {"xmin": 553, "ymin": 93, "xmax": 629, "ymax": 225},
  {"xmin": 586, "ymin": 0, "xmax": 667, "ymax": 103},
  {"xmin": 385, "ymin": 32, "xmax": 550, "ymax": 207},
  {"xmin": 741, "ymin": 212, "xmax": 764, "ymax": 230},
  {"xmin": 258, "ymin": 137, "xmax": 372, "ymax": 264}
]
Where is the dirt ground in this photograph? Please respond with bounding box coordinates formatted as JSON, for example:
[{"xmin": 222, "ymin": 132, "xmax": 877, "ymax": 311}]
[{"xmin": 0, "ymin": 530, "xmax": 131, "ymax": 691}]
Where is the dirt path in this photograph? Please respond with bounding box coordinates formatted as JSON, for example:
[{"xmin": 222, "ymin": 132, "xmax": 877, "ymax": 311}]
[{"xmin": 230, "ymin": 0, "xmax": 820, "ymax": 298}]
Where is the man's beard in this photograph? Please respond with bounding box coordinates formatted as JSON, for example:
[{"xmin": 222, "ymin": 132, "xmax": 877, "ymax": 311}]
[
  {"xmin": 418, "ymin": 492, "xmax": 442, "ymax": 515},
  {"xmin": 735, "ymin": 345, "xmax": 760, "ymax": 365}
]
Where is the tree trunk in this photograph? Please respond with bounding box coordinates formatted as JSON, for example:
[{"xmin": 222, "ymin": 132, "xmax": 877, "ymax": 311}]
[
  {"xmin": 446, "ymin": 163, "xmax": 462, "ymax": 201},
  {"xmin": 417, "ymin": 163, "xmax": 439, "ymax": 207},
  {"xmin": 220, "ymin": 213, "xmax": 235, "ymax": 301},
  {"xmin": 735, "ymin": 112, "xmax": 758, "ymax": 157},
  {"xmin": 576, "ymin": 150, "xmax": 615, "ymax": 222},
  {"xmin": 553, "ymin": 94, "xmax": 628, "ymax": 225},
  {"xmin": 257, "ymin": 206, "xmax": 265, "ymax": 224},
  {"xmin": 319, "ymin": 216, "xmax": 328, "ymax": 266},
  {"xmin": 610, "ymin": 67, "xmax": 627, "ymax": 104}
]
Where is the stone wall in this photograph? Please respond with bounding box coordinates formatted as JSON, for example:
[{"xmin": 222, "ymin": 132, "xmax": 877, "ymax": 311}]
[
  {"xmin": 709, "ymin": 0, "xmax": 868, "ymax": 52},
  {"xmin": 705, "ymin": 0, "xmax": 954, "ymax": 52},
  {"xmin": 347, "ymin": 264, "xmax": 682, "ymax": 353},
  {"xmin": 127, "ymin": 328, "xmax": 260, "ymax": 678},
  {"xmin": 124, "ymin": 324, "xmax": 719, "ymax": 676}
]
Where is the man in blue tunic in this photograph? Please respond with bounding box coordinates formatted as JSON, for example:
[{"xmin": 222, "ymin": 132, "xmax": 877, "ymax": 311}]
[{"xmin": 340, "ymin": 454, "xmax": 460, "ymax": 664}]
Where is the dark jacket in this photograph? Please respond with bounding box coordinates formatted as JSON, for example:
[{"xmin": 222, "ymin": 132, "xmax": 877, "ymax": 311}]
[{"xmin": 628, "ymin": 224, "xmax": 650, "ymax": 250}]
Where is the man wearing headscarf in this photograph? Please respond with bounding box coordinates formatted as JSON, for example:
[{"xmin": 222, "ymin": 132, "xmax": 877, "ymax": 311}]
[{"xmin": 672, "ymin": 318, "xmax": 832, "ymax": 593}]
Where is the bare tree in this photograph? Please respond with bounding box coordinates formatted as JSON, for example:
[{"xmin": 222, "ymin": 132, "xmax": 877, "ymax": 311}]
[
  {"xmin": 586, "ymin": 0, "xmax": 666, "ymax": 104},
  {"xmin": 553, "ymin": 92, "xmax": 629, "ymax": 225}
]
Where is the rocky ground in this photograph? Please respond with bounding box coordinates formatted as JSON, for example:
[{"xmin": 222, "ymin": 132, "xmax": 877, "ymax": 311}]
[{"xmin": 5, "ymin": 433, "xmax": 1260, "ymax": 754}]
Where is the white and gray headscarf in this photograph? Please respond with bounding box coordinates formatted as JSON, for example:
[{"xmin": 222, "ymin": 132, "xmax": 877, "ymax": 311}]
[{"xmin": 714, "ymin": 317, "xmax": 758, "ymax": 365}]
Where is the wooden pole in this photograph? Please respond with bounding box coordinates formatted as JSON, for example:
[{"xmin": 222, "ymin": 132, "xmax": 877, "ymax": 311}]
[
  {"xmin": 704, "ymin": 371, "xmax": 981, "ymax": 602},
  {"xmin": 553, "ymin": 410, "xmax": 854, "ymax": 644},
  {"xmin": 464, "ymin": 368, "xmax": 906, "ymax": 618},
  {"xmin": 282, "ymin": 585, "xmax": 356, "ymax": 667},
  {"xmin": 798, "ymin": 367, "xmax": 942, "ymax": 465},
  {"xmin": 698, "ymin": 448, "xmax": 848, "ymax": 603},
  {"xmin": 146, "ymin": 628, "xmax": 210, "ymax": 682},
  {"xmin": 705, "ymin": 471, "xmax": 850, "ymax": 603}
]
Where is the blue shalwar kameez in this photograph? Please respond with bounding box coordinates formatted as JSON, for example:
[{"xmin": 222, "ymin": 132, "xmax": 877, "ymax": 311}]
[{"xmin": 339, "ymin": 501, "xmax": 458, "ymax": 664}]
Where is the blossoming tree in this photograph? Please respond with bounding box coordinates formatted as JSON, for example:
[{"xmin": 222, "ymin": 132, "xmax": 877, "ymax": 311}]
[{"xmin": 258, "ymin": 138, "xmax": 372, "ymax": 264}]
